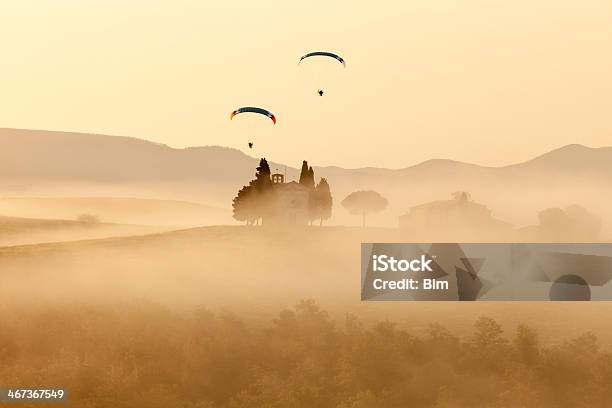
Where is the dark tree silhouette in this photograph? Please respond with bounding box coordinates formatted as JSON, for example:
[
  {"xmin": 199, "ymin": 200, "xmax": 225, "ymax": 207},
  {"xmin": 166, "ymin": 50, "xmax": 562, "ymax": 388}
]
[
  {"xmin": 254, "ymin": 158, "xmax": 272, "ymax": 193},
  {"xmin": 253, "ymin": 158, "xmax": 273, "ymax": 223},
  {"xmin": 232, "ymin": 158, "xmax": 273, "ymax": 225},
  {"xmin": 232, "ymin": 184, "xmax": 255, "ymax": 225},
  {"xmin": 306, "ymin": 166, "xmax": 315, "ymax": 189},
  {"xmin": 310, "ymin": 178, "xmax": 333, "ymax": 226},
  {"xmin": 299, "ymin": 160, "xmax": 309, "ymax": 185},
  {"xmin": 299, "ymin": 160, "xmax": 318, "ymax": 224},
  {"xmin": 299, "ymin": 161, "xmax": 315, "ymax": 190},
  {"xmin": 341, "ymin": 190, "xmax": 388, "ymax": 227}
]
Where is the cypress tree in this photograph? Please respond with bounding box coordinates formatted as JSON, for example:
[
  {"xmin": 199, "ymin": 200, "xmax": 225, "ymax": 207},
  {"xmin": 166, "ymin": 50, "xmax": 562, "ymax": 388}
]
[
  {"xmin": 254, "ymin": 158, "xmax": 273, "ymax": 222},
  {"xmin": 254, "ymin": 158, "xmax": 272, "ymax": 193},
  {"xmin": 315, "ymin": 178, "xmax": 333, "ymax": 226},
  {"xmin": 299, "ymin": 160, "xmax": 309, "ymax": 186},
  {"xmin": 306, "ymin": 166, "xmax": 315, "ymax": 190}
]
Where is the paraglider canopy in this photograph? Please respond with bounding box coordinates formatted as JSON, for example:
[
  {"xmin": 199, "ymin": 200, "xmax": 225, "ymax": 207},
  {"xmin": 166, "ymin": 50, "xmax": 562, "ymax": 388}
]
[
  {"xmin": 299, "ymin": 51, "xmax": 346, "ymax": 67},
  {"xmin": 230, "ymin": 107, "xmax": 276, "ymax": 124}
]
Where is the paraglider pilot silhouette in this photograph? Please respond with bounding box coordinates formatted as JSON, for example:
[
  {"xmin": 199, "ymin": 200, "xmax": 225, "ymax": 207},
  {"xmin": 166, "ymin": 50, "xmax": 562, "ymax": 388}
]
[
  {"xmin": 299, "ymin": 51, "xmax": 345, "ymax": 97},
  {"xmin": 230, "ymin": 106, "xmax": 275, "ymax": 151}
]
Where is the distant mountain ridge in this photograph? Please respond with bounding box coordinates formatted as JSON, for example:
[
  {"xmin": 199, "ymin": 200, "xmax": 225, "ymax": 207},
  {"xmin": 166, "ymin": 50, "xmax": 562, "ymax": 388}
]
[
  {"xmin": 1, "ymin": 128, "xmax": 611, "ymax": 181},
  {"xmin": 0, "ymin": 128, "xmax": 269, "ymax": 181},
  {"xmin": 2, "ymin": 128, "xmax": 612, "ymax": 227}
]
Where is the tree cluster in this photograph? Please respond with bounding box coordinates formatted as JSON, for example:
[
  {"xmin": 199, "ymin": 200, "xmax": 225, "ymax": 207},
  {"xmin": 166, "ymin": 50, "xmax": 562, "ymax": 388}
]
[
  {"xmin": 2, "ymin": 301, "xmax": 611, "ymax": 408},
  {"xmin": 232, "ymin": 159, "xmax": 333, "ymax": 226}
]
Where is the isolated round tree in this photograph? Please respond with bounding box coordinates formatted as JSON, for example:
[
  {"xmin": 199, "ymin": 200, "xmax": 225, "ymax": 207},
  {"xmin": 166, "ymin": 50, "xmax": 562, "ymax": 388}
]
[{"xmin": 341, "ymin": 190, "xmax": 388, "ymax": 227}]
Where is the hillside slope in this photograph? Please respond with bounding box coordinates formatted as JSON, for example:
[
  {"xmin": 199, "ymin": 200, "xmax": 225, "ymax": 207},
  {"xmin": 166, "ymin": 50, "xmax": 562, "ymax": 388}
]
[{"xmin": 2, "ymin": 128, "xmax": 612, "ymax": 228}]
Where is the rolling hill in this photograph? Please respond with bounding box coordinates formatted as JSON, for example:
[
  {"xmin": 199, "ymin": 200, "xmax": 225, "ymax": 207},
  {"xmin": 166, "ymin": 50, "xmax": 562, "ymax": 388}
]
[
  {"xmin": 1, "ymin": 128, "xmax": 611, "ymax": 228},
  {"xmin": 0, "ymin": 197, "xmax": 230, "ymax": 227},
  {"xmin": 2, "ymin": 128, "xmax": 612, "ymax": 184},
  {"xmin": 0, "ymin": 214, "xmax": 167, "ymax": 246}
]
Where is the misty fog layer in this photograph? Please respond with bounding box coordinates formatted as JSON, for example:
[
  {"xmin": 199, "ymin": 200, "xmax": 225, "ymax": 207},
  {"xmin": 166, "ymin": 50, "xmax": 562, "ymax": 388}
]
[
  {"xmin": 1, "ymin": 226, "xmax": 611, "ymax": 339},
  {"xmin": 2, "ymin": 130, "xmax": 612, "ymax": 236},
  {"xmin": 2, "ymin": 130, "xmax": 612, "ymax": 407}
]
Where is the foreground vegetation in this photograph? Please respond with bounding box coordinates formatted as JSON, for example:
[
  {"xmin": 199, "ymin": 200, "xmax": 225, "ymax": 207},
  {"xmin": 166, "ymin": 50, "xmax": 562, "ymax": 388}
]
[{"xmin": 1, "ymin": 300, "xmax": 610, "ymax": 408}]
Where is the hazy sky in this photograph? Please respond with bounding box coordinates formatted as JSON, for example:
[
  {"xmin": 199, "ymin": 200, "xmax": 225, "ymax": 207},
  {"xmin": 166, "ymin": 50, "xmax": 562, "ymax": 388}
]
[{"xmin": 1, "ymin": 1, "xmax": 611, "ymax": 168}]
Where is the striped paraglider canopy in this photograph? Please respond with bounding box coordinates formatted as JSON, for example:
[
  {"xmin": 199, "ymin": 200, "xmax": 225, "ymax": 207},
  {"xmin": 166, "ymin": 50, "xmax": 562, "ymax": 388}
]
[
  {"xmin": 299, "ymin": 51, "xmax": 346, "ymax": 67},
  {"xmin": 230, "ymin": 107, "xmax": 276, "ymax": 124}
]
